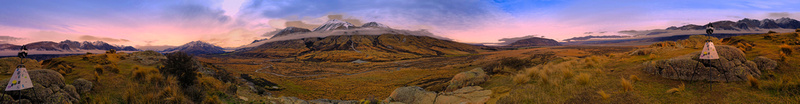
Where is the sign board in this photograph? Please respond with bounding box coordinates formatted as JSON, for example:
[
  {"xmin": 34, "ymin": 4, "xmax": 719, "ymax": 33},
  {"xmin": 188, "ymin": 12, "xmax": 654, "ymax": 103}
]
[
  {"xmin": 699, "ymin": 42, "xmax": 720, "ymax": 59},
  {"xmin": 5, "ymin": 67, "xmax": 33, "ymax": 91}
]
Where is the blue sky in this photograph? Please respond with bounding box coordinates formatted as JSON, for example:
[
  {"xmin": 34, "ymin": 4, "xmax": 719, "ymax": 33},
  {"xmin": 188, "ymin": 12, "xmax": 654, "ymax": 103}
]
[{"xmin": 1, "ymin": 0, "xmax": 799, "ymax": 47}]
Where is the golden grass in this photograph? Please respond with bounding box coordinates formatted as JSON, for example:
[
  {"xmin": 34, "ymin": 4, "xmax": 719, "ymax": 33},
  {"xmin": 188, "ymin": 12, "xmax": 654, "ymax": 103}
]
[
  {"xmin": 576, "ymin": 73, "xmax": 591, "ymax": 85},
  {"xmin": 597, "ymin": 90, "xmax": 610, "ymax": 100},
  {"xmin": 666, "ymin": 83, "xmax": 685, "ymax": 94},
  {"xmin": 621, "ymin": 78, "xmax": 633, "ymax": 91},
  {"xmin": 513, "ymin": 74, "xmax": 530, "ymax": 85},
  {"xmin": 748, "ymin": 75, "xmax": 760, "ymax": 89},
  {"xmin": 630, "ymin": 75, "xmax": 640, "ymax": 82}
]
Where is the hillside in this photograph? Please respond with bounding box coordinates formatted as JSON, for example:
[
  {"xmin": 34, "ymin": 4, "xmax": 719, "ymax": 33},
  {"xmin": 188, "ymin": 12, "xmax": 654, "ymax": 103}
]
[
  {"xmin": 161, "ymin": 41, "xmax": 225, "ymax": 55},
  {"xmin": 0, "ymin": 40, "xmax": 138, "ymax": 51},
  {"xmin": 235, "ymin": 34, "xmax": 482, "ymax": 62},
  {"xmin": 505, "ymin": 37, "xmax": 561, "ymax": 47}
]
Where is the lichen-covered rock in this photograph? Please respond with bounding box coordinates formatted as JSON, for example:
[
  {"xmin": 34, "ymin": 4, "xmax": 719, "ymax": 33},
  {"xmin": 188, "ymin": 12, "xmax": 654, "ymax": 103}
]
[
  {"xmin": 435, "ymin": 86, "xmax": 492, "ymax": 104},
  {"xmin": 71, "ymin": 78, "xmax": 93, "ymax": 94},
  {"xmin": 0, "ymin": 69, "xmax": 80, "ymax": 103},
  {"xmin": 385, "ymin": 86, "xmax": 436, "ymax": 104},
  {"xmin": 278, "ymin": 97, "xmax": 309, "ymax": 104},
  {"xmin": 754, "ymin": 56, "xmax": 778, "ymax": 71},
  {"xmin": 642, "ymin": 45, "xmax": 763, "ymax": 82},
  {"xmin": 445, "ymin": 68, "xmax": 489, "ymax": 91}
]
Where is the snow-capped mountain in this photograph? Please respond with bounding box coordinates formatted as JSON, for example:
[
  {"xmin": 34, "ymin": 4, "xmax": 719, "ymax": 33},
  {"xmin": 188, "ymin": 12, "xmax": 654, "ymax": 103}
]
[
  {"xmin": 271, "ymin": 27, "xmax": 312, "ymax": 38},
  {"xmin": 161, "ymin": 41, "xmax": 225, "ymax": 55},
  {"xmin": 361, "ymin": 22, "xmax": 389, "ymax": 28},
  {"xmin": 0, "ymin": 40, "xmax": 138, "ymax": 51},
  {"xmin": 666, "ymin": 18, "xmax": 800, "ymax": 31},
  {"xmin": 312, "ymin": 19, "xmax": 355, "ymax": 31}
]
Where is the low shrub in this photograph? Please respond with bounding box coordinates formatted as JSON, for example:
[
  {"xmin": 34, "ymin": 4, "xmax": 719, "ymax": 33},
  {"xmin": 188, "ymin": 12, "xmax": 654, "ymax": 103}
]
[
  {"xmin": 94, "ymin": 64, "xmax": 103, "ymax": 74},
  {"xmin": 780, "ymin": 44, "xmax": 792, "ymax": 55},
  {"xmin": 513, "ymin": 74, "xmax": 530, "ymax": 85},
  {"xmin": 629, "ymin": 75, "xmax": 640, "ymax": 82},
  {"xmin": 748, "ymin": 75, "xmax": 760, "ymax": 89}
]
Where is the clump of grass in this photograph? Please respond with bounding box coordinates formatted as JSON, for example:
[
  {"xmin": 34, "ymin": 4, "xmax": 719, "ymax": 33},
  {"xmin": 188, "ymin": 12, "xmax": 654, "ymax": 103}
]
[
  {"xmin": 780, "ymin": 44, "xmax": 792, "ymax": 55},
  {"xmin": 748, "ymin": 75, "xmax": 760, "ymax": 89},
  {"xmin": 621, "ymin": 78, "xmax": 633, "ymax": 91},
  {"xmin": 561, "ymin": 68, "xmax": 574, "ymax": 79},
  {"xmin": 94, "ymin": 64, "xmax": 104, "ymax": 74},
  {"xmin": 666, "ymin": 83, "xmax": 685, "ymax": 94},
  {"xmin": 576, "ymin": 73, "xmax": 591, "ymax": 85},
  {"xmin": 597, "ymin": 90, "xmax": 610, "ymax": 100},
  {"xmin": 629, "ymin": 75, "xmax": 640, "ymax": 82},
  {"xmin": 513, "ymin": 74, "xmax": 530, "ymax": 85}
]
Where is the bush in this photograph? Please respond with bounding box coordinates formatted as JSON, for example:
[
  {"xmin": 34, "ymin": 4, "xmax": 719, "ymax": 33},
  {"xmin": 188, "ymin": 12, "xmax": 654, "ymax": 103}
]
[
  {"xmin": 780, "ymin": 44, "xmax": 792, "ymax": 55},
  {"xmin": 94, "ymin": 64, "xmax": 103, "ymax": 74},
  {"xmin": 105, "ymin": 64, "xmax": 120, "ymax": 74},
  {"xmin": 513, "ymin": 74, "xmax": 530, "ymax": 85},
  {"xmin": 107, "ymin": 49, "xmax": 116, "ymax": 54},
  {"xmin": 621, "ymin": 78, "xmax": 633, "ymax": 91},
  {"xmin": 160, "ymin": 51, "xmax": 198, "ymax": 87},
  {"xmin": 576, "ymin": 73, "xmax": 590, "ymax": 85}
]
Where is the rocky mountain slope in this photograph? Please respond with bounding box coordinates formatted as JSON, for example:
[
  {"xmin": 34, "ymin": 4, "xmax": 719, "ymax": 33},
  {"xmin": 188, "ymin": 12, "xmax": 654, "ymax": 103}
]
[
  {"xmin": 666, "ymin": 18, "xmax": 800, "ymax": 31},
  {"xmin": 0, "ymin": 40, "xmax": 138, "ymax": 51},
  {"xmin": 161, "ymin": 41, "xmax": 225, "ymax": 55},
  {"xmin": 312, "ymin": 19, "xmax": 356, "ymax": 31},
  {"xmin": 505, "ymin": 37, "xmax": 561, "ymax": 47}
]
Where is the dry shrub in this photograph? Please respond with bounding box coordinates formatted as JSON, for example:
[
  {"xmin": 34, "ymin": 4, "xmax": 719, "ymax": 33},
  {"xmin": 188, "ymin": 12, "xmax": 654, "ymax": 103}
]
[
  {"xmin": 105, "ymin": 64, "xmax": 120, "ymax": 74},
  {"xmin": 780, "ymin": 44, "xmax": 793, "ymax": 55},
  {"xmin": 513, "ymin": 74, "xmax": 530, "ymax": 85},
  {"xmin": 748, "ymin": 75, "xmax": 760, "ymax": 89},
  {"xmin": 621, "ymin": 78, "xmax": 633, "ymax": 91},
  {"xmin": 94, "ymin": 72, "xmax": 101, "ymax": 82},
  {"xmin": 202, "ymin": 95, "xmax": 221, "ymax": 104},
  {"xmin": 576, "ymin": 73, "xmax": 591, "ymax": 85},
  {"xmin": 629, "ymin": 75, "xmax": 640, "ymax": 82},
  {"xmin": 94, "ymin": 64, "xmax": 103, "ymax": 74},
  {"xmin": 597, "ymin": 90, "xmax": 610, "ymax": 100}
]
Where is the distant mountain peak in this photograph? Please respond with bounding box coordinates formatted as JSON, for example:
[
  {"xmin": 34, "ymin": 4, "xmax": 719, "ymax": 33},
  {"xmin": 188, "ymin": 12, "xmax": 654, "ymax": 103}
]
[
  {"xmin": 361, "ymin": 22, "xmax": 389, "ymax": 28},
  {"xmin": 313, "ymin": 19, "xmax": 355, "ymax": 31},
  {"xmin": 271, "ymin": 27, "xmax": 311, "ymax": 39},
  {"xmin": 162, "ymin": 41, "xmax": 224, "ymax": 54}
]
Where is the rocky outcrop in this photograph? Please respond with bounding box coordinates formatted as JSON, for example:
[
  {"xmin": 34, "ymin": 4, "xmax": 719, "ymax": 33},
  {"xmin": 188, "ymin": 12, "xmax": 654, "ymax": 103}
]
[
  {"xmin": 0, "ymin": 69, "xmax": 90, "ymax": 103},
  {"xmin": 506, "ymin": 37, "xmax": 561, "ymax": 47},
  {"xmin": 642, "ymin": 45, "xmax": 777, "ymax": 82},
  {"xmin": 445, "ymin": 68, "xmax": 488, "ymax": 91},
  {"xmin": 385, "ymin": 86, "xmax": 492, "ymax": 104},
  {"xmin": 71, "ymin": 78, "xmax": 93, "ymax": 94}
]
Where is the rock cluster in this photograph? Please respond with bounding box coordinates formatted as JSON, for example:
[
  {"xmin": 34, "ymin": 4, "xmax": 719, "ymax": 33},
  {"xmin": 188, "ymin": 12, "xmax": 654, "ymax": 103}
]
[
  {"xmin": 0, "ymin": 69, "xmax": 92, "ymax": 103},
  {"xmin": 643, "ymin": 45, "xmax": 778, "ymax": 82},
  {"xmin": 445, "ymin": 68, "xmax": 489, "ymax": 91},
  {"xmin": 384, "ymin": 86, "xmax": 492, "ymax": 104}
]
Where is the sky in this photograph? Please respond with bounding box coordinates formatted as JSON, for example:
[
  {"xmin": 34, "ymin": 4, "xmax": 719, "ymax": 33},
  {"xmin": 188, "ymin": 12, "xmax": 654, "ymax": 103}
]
[{"xmin": 1, "ymin": 0, "xmax": 799, "ymax": 47}]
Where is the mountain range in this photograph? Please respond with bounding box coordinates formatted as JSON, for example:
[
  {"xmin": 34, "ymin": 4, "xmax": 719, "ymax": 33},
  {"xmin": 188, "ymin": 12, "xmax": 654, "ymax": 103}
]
[
  {"xmin": 235, "ymin": 20, "xmax": 481, "ymax": 62},
  {"xmin": 666, "ymin": 18, "xmax": 800, "ymax": 31},
  {"xmin": 0, "ymin": 40, "xmax": 138, "ymax": 51},
  {"xmin": 161, "ymin": 41, "xmax": 225, "ymax": 55}
]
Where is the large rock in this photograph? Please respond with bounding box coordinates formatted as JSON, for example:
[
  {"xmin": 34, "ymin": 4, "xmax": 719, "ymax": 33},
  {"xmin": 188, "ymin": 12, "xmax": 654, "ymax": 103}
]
[
  {"xmin": 71, "ymin": 78, "xmax": 93, "ymax": 94},
  {"xmin": 386, "ymin": 86, "xmax": 492, "ymax": 104},
  {"xmin": 435, "ymin": 86, "xmax": 492, "ymax": 104},
  {"xmin": 445, "ymin": 68, "xmax": 489, "ymax": 91},
  {"xmin": 643, "ymin": 45, "xmax": 770, "ymax": 82},
  {"xmin": 0, "ymin": 69, "xmax": 80, "ymax": 103},
  {"xmin": 753, "ymin": 56, "xmax": 778, "ymax": 71},
  {"xmin": 385, "ymin": 86, "xmax": 437, "ymax": 104}
]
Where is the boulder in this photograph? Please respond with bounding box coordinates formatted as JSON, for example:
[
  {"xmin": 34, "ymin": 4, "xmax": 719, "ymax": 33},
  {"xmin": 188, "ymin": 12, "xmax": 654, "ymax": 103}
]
[
  {"xmin": 385, "ymin": 86, "xmax": 436, "ymax": 104},
  {"xmin": 643, "ymin": 45, "xmax": 764, "ymax": 82},
  {"xmin": 386, "ymin": 86, "xmax": 492, "ymax": 104},
  {"xmin": 753, "ymin": 56, "xmax": 778, "ymax": 70},
  {"xmin": 278, "ymin": 97, "xmax": 309, "ymax": 104},
  {"xmin": 71, "ymin": 78, "xmax": 93, "ymax": 94},
  {"xmin": 435, "ymin": 86, "xmax": 492, "ymax": 104},
  {"xmin": 0, "ymin": 69, "xmax": 80, "ymax": 103},
  {"xmin": 445, "ymin": 68, "xmax": 489, "ymax": 91}
]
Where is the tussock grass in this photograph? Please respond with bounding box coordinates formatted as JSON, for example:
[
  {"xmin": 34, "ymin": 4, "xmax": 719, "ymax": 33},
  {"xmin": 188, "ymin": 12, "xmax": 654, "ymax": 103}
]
[
  {"xmin": 666, "ymin": 83, "xmax": 685, "ymax": 94},
  {"xmin": 576, "ymin": 73, "xmax": 591, "ymax": 85},
  {"xmin": 597, "ymin": 90, "xmax": 610, "ymax": 100},
  {"xmin": 513, "ymin": 74, "xmax": 530, "ymax": 85},
  {"xmin": 748, "ymin": 75, "xmax": 760, "ymax": 89},
  {"xmin": 621, "ymin": 78, "xmax": 633, "ymax": 91},
  {"xmin": 629, "ymin": 75, "xmax": 640, "ymax": 82}
]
